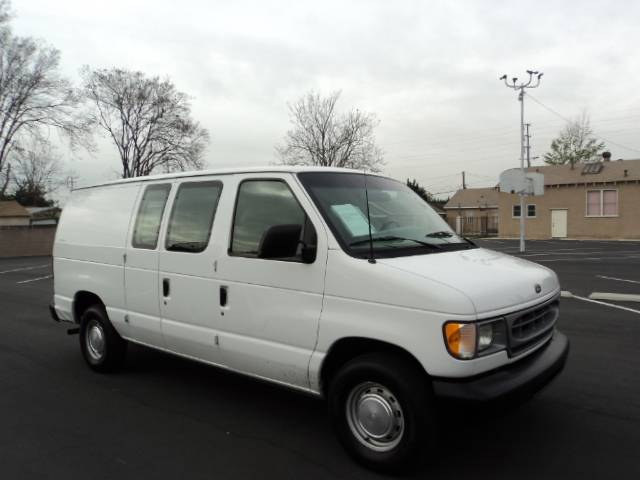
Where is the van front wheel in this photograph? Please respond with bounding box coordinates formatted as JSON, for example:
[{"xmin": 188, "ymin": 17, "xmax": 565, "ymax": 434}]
[
  {"xmin": 328, "ymin": 352, "xmax": 436, "ymax": 472},
  {"xmin": 79, "ymin": 305, "xmax": 126, "ymax": 372}
]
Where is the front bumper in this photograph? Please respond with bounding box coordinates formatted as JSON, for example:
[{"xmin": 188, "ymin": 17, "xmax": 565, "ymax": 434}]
[{"xmin": 432, "ymin": 330, "xmax": 569, "ymax": 402}]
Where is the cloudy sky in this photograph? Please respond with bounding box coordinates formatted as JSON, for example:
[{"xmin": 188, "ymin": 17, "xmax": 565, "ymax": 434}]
[{"xmin": 11, "ymin": 0, "xmax": 640, "ymax": 197}]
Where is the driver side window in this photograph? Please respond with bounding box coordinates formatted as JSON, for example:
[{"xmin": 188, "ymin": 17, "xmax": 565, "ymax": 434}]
[{"xmin": 230, "ymin": 179, "xmax": 317, "ymax": 262}]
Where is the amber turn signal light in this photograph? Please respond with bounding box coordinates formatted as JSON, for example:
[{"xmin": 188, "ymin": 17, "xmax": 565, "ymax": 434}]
[{"xmin": 444, "ymin": 322, "xmax": 476, "ymax": 359}]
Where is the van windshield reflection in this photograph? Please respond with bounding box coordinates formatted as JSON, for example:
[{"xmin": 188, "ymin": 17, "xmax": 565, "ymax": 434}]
[{"xmin": 297, "ymin": 172, "xmax": 475, "ymax": 258}]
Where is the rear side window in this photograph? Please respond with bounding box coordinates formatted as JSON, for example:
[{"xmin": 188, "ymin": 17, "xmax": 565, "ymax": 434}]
[
  {"xmin": 165, "ymin": 181, "xmax": 223, "ymax": 253},
  {"xmin": 230, "ymin": 179, "xmax": 315, "ymax": 260},
  {"xmin": 132, "ymin": 184, "xmax": 171, "ymax": 249}
]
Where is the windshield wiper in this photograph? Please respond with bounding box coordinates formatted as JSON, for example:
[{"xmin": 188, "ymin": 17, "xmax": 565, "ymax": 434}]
[
  {"xmin": 425, "ymin": 230, "xmax": 454, "ymax": 238},
  {"xmin": 349, "ymin": 236, "xmax": 442, "ymax": 249},
  {"xmin": 426, "ymin": 231, "xmax": 476, "ymax": 249},
  {"xmin": 462, "ymin": 236, "xmax": 477, "ymax": 247}
]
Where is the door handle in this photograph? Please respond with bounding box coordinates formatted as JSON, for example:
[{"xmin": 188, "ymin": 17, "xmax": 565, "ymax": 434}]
[
  {"xmin": 219, "ymin": 286, "xmax": 228, "ymax": 307},
  {"xmin": 163, "ymin": 278, "xmax": 170, "ymax": 297}
]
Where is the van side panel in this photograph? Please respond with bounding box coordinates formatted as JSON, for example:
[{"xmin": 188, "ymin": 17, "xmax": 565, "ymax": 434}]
[{"xmin": 53, "ymin": 184, "xmax": 141, "ymax": 324}]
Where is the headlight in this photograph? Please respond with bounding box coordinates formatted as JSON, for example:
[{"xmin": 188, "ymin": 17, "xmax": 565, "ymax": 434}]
[
  {"xmin": 478, "ymin": 323, "xmax": 494, "ymax": 351},
  {"xmin": 444, "ymin": 319, "xmax": 507, "ymax": 360}
]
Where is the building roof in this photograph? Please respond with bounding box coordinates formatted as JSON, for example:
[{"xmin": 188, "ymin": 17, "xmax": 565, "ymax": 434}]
[
  {"xmin": 26, "ymin": 206, "xmax": 61, "ymax": 219},
  {"xmin": 444, "ymin": 187, "xmax": 500, "ymax": 209},
  {"xmin": 0, "ymin": 201, "xmax": 31, "ymax": 218},
  {"xmin": 75, "ymin": 166, "xmax": 387, "ymax": 191},
  {"xmin": 25, "ymin": 207, "xmax": 55, "ymax": 214},
  {"xmin": 528, "ymin": 158, "xmax": 640, "ymax": 186}
]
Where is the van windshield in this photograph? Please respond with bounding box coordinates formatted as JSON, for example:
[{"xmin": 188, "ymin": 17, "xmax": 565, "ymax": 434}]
[{"xmin": 297, "ymin": 172, "xmax": 475, "ymax": 258}]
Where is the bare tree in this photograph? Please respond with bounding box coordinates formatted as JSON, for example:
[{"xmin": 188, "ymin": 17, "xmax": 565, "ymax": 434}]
[
  {"xmin": 82, "ymin": 67, "xmax": 209, "ymax": 178},
  {"xmin": 0, "ymin": 22, "xmax": 88, "ymax": 197},
  {"xmin": 276, "ymin": 91, "xmax": 384, "ymax": 172},
  {"xmin": 0, "ymin": 0, "xmax": 10, "ymax": 25},
  {"xmin": 11, "ymin": 137, "xmax": 61, "ymax": 205},
  {"xmin": 544, "ymin": 112, "xmax": 605, "ymax": 169}
]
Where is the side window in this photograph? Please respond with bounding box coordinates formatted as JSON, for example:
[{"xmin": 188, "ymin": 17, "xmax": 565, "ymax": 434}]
[
  {"xmin": 512, "ymin": 205, "xmax": 521, "ymax": 218},
  {"xmin": 527, "ymin": 204, "xmax": 536, "ymax": 218},
  {"xmin": 165, "ymin": 181, "xmax": 223, "ymax": 253},
  {"xmin": 132, "ymin": 184, "xmax": 171, "ymax": 249},
  {"xmin": 230, "ymin": 179, "xmax": 317, "ymax": 261}
]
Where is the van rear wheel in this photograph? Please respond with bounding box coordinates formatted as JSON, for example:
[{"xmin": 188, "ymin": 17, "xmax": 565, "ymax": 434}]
[
  {"xmin": 79, "ymin": 305, "xmax": 126, "ymax": 372},
  {"xmin": 328, "ymin": 352, "xmax": 436, "ymax": 473}
]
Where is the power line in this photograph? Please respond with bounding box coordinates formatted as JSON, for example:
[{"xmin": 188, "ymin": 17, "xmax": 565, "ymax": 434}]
[
  {"xmin": 465, "ymin": 172, "xmax": 499, "ymax": 181},
  {"xmin": 382, "ymin": 110, "xmax": 640, "ymax": 148},
  {"xmin": 526, "ymin": 93, "xmax": 640, "ymax": 155},
  {"xmin": 384, "ymin": 116, "xmax": 640, "ymax": 159},
  {"xmin": 382, "ymin": 112, "xmax": 640, "ymax": 159}
]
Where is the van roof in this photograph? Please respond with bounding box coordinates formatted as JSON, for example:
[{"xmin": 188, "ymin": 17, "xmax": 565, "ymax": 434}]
[{"xmin": 75, "ymin": 166, "xmax": 385, "ymax": 190}]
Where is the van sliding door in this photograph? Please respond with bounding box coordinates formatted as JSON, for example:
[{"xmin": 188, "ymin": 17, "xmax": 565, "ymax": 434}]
[
  {"xmin": 158, "ymin": 179, "xmax": 225, "ymax": 363},
  {"xmin": 124, "ymin": 183, "xmax": 172, "ymax": 347}
]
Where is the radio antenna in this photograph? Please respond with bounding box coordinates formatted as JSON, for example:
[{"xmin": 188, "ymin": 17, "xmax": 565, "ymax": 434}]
[{"xmin": 363, "ymin": 170, "xmax": 376, "ymax": 264}]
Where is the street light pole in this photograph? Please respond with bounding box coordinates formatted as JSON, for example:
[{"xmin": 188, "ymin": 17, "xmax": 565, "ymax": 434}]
[
  {"xmin": 500, "ymin": 70, "xmax": 543, "ymax": 253},
  {"xmin": 525, "ymin": 123, "xmax": 532, "ymax": 168}
]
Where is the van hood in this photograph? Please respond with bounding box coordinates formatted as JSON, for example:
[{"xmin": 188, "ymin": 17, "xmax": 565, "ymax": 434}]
[{"xmin": 377, "ymin": 247, "xmax": 559, "ymax": 315}]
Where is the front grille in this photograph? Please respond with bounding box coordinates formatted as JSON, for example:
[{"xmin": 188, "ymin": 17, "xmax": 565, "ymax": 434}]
[{"xmin": 506, "ymin": 297, "xmax": 559, "ymax": 356}]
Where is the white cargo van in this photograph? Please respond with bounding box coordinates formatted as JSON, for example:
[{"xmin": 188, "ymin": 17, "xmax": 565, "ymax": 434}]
[{"xmin": 50, "ymin": 167, "xmax": 568, "ymax": 471}]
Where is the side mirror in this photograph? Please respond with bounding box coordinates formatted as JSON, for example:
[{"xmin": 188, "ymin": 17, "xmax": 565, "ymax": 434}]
[
  {"xmin": 258, "ymin": 224, "xmax": 303, "ymax": 260},
  {"xmin": 300, "ymin": 244, "xmax": 317, "ymax": 264}
]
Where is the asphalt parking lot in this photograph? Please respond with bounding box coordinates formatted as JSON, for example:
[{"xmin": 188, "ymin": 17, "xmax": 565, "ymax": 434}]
[{"xmin": 1, "ymin": 242, "xmax": 640, "ymax": 479}]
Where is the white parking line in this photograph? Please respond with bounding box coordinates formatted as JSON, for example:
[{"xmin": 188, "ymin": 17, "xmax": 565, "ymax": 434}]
[
  {"xmin": 538, "ymin": 255, "xmax": 640, "ymax": 263},
  {"xmin": 493, "ymin": 247, "xmax": 617, "ymax": 254},
  {"xmin": 16, "ymin": 274, "xmax": 53, "ymax": 285},
  {"xmin": 521, "ymin": 250, "xmax": 640, "ymax": 257},
  {"xmin": 563, "ymin": 292, "xmax": 640, "ymax": 315},
  {"xmin": 597, "ymin": 275, "xmax": 640, "ymax": 285},
  {"xmin": 0, "ymin": 264, "xmax": 50, "ymax": 274}
]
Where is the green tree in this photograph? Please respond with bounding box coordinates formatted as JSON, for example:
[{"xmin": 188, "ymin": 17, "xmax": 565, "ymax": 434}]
[
  {"xmin": 11, "ymin": 184, "xmax": 53, "ymax": 207},
  {"xmin": 544, "ymin": 113, "xmax": 605, "ymax": 169},
  {"xmin": 406, "ymin": 178, "xmax": 433, "ymax": 202}
]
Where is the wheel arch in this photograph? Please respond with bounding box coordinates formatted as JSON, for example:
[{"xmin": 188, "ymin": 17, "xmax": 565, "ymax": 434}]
[
  {"xmin": 73, "ymin": 291, "xmax": 106, "ymax": 324},
  {"xmin": 319, "ymin": 337, "xmax": 429, "ymax": 396}
]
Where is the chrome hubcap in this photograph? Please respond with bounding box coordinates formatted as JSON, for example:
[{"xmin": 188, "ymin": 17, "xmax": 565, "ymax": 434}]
[
  {"xmin": 86, "ymin": 321, "xmax": 105, "ymax": 361},
  {"xmin": 346, "ymin": 382, "xmax": 404, "ymax": 452}
]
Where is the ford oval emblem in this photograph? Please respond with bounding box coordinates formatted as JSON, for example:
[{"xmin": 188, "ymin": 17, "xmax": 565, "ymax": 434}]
[{"xmin": 535, "ymin": 284, "xmax": 542, "ymax": 294}]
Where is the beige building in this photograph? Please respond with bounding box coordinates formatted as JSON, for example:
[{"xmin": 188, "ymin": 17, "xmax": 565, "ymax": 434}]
[
  {"xmin": 498, "ymin": 158, "xmax": 640, "ymax": 239},
  {"xmin": 443, "ymin": 187, "xmax": 500, "ymax": 236},
  {"xmin": 0, "ymin": 201, "xmax": 31, "ymax": 226}
]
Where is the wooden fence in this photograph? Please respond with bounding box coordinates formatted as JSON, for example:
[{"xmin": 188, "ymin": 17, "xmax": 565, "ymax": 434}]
[{"xmin": 0, "ymin": 225, "xmax": 57, "ymax": 257}]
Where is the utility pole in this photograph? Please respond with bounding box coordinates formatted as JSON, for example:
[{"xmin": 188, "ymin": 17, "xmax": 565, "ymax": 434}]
[
  {"xmin": 462, "ymin": 171, "xmax": 466, "ymax": 189},
  {"xmin": 499, "ymin": 70, "xmax": 544, "ymax": 253},
  {"xmin": 525, "ymin": 123, "xmax": 532, "ymax": 168}
]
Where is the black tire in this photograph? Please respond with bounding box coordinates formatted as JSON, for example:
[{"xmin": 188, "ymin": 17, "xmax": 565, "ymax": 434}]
[
  {"xmin": 328, "ymin": 352, "xmax": 436, "ymax": 473},
  {"xmin": 79, "ymin": 305, "xmax": 127, "ymax": 373}
]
